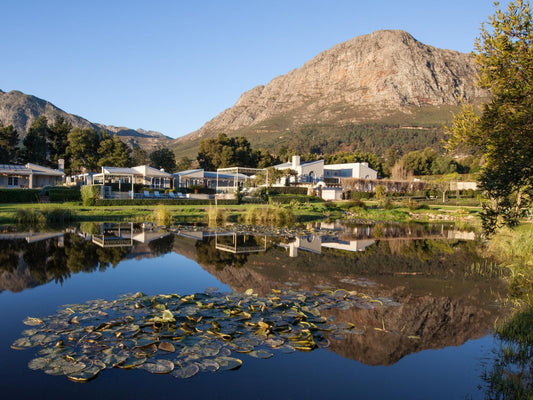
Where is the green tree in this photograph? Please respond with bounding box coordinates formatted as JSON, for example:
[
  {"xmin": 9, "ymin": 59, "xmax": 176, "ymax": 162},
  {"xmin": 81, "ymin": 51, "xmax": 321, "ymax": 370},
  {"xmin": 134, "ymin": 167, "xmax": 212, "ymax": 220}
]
[
  {"xmin": 65, "ymin": 128, "xmax": 100, "ymax": 174},
  {"xmin": 150, "ymin": 147, "xmax": 176, "ymax": 172},
  {"xmin": 447, "ymin": 0, "xmax": 533, "ymax": 234},
  {"xmin": 22, "ymin": 116, "xmax": 48, "ymax": 165},
  {"xmin": 131, "ymin": 147, "xmax": 150, "ymax": 166},
  {"xmin": 47, "ymin": 116, "xmax": 72, "ymax": 165},
  {"xmin": 97, "ymin": 133, "xmax": 132, "ymax": 167},
  {"xmin": 0, "ymin": 124, "xmax": 19, "ymax": 163},
  {"xmin": 197, "ymin": 133, "xmax": 268, "ymax": 170}
]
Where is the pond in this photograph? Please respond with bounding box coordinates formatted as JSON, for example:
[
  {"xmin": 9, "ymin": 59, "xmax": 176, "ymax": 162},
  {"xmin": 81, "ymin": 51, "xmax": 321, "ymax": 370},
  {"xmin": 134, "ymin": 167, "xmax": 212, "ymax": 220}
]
[{"xmin": 0, "ymin": 222, "xmax": 508, "ymax": 399}]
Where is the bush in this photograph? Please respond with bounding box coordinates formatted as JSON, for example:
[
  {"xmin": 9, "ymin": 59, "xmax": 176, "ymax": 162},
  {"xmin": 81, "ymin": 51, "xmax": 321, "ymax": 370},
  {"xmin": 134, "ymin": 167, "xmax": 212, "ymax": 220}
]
[
  {"xmin": 349, "ymin": 191, "xmax": 373, "ymax": 200},
  {"xmin": 339, "ymin": 199, "xmax": 366, "ymax": 210},
  {"xmin": 0, "ymin": 189, "xmax": 40, "ymax": 203},
  {"xmin": 81, "ymin": 185, "xmax": 101, "ymax": 206}
]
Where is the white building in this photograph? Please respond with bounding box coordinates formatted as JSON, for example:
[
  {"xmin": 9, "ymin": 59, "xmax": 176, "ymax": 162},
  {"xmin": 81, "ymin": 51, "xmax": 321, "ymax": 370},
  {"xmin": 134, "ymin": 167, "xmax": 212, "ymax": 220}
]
[
  {"xmin": 324, "ymin": 162, "xmax": 378, "ymax": 180},
  {"xmin": 274, "ymin": 156, "xmax": 324, "ymax": 184}
]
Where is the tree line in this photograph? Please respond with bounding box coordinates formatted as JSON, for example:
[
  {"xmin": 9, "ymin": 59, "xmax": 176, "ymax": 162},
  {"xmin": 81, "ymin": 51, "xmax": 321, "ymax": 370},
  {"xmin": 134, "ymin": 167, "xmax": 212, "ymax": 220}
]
[{"xmin": 0, "ymin": 115, "xmax": 177, "ymax": 174}]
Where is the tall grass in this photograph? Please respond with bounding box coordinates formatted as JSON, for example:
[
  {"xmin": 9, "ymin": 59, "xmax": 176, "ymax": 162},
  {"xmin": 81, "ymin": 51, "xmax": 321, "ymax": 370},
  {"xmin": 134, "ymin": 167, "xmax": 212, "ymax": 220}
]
[
  {"xmin": 489, "ymin": 225, "xmax": 533, "ymax": 308},
  {"xmin": 241, "ymin": 204, "xmax": 294, "ymax": 226},
  {"xmin": 15, "ymin": 206, "xmax": 75, "ymax": 226},
  {"xmin": 152, "ymin": 205, "xmax": 173, "ymax": 226},
  {"xmin": 207, "ymin": 205, "xmax": 226, "ymax": 226}
]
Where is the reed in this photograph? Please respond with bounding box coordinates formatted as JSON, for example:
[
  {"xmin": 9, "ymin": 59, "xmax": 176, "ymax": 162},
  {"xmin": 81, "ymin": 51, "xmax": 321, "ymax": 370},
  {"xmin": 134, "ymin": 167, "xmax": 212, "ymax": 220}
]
[
  {"xmin": 207, "ymin": 205, "xmax": 225, "ymax": 226},
  {"xmin": 241, "ymin": 204, "xmax": 294, "ymax": 226}
]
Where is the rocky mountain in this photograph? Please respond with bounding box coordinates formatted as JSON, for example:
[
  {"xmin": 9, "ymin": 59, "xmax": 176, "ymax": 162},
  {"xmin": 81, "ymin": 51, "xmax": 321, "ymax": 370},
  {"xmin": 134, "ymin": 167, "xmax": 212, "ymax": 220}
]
[
  {"xmin": 0, "ymin": 89, "xmax": 172, "ymax": 151},
  {"xmin": 174, "ymin": 30, "xmax": 488, "ymax": 157}
]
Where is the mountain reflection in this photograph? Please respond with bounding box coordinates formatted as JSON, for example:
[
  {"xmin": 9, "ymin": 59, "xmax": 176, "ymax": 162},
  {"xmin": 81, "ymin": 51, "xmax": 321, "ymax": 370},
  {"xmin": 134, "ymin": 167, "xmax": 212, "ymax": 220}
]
[{"xmin": 0, "ymin": 222, "xmax": 506, "ymax": 367}]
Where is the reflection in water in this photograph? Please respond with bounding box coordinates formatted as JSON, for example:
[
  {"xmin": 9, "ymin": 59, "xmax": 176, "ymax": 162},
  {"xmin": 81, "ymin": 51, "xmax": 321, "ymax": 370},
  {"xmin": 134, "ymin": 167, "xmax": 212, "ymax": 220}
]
[{"xmin": 0, "ymin": 222, "xmax": 507, "ymax": 370}]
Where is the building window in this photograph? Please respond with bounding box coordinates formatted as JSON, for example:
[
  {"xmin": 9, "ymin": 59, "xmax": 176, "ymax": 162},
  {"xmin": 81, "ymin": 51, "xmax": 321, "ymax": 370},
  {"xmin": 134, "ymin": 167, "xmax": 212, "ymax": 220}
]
[{"xmin": 8, "ymin": 177, "xmax": 19, "ymax": 187}]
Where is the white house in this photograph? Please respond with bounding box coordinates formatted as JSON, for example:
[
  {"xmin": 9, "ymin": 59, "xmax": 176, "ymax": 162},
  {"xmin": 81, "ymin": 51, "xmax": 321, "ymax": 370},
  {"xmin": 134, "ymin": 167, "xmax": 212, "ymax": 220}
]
[
  {"xmin": 324, "ymin": 162, "xmax": 378, "ymax": 180},
  {"xmin": 274, "ymin": 156, "xmax": 324, "ymax": 184},
  {"xmin": 0, "ymin": 163, "xmax": 64, "ymax": 189}
]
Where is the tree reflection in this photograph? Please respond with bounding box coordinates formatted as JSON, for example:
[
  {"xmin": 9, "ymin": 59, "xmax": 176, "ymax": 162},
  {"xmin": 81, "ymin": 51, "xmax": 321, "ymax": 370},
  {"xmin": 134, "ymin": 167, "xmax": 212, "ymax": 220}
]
[
  {"xmin": 484, "ymin": 307, "xmax": 533, "ymax": 399},
  {"xmin": 195, "ymin": 238, "xmax": 249, "ymax": 270}
]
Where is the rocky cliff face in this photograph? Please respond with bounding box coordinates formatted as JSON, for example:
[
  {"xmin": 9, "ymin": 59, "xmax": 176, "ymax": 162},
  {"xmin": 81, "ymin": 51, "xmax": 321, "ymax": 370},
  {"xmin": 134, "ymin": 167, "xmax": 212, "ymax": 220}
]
[
  {"xmin": 180, "ymin": 30, "xmax": 487, "ymax": 142},
  {"xmin": 0, "ymin": 90, "xmax": 172, "ymax": 151}
]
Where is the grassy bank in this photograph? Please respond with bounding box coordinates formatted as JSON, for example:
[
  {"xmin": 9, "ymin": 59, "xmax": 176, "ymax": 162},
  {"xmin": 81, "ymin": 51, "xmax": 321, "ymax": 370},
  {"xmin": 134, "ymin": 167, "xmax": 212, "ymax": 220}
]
[
  {"xmin": 483, "ymin": 225, "xmax": 533, "ymax": 399},
  {"xmin": 0, "ymin": 199, "xmax": 484, "ymax": 226}
]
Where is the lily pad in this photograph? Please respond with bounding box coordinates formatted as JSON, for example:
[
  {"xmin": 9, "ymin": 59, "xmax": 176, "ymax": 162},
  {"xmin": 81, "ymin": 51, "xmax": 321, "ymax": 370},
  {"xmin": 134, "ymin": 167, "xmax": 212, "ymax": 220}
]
[
  {"xmin": 215, "ymin": 356, "xmax": 242, "ymax": 371},
  {"xmin": 23, "ymin": 317, "xmax": 44, "ymax": 326},
  {"xmin": 247, "ymin": 350, "xmax": 273, "ymax": 359},
  {"xmin": 172, "ymin": 363, "xmax": 199, "ymax": 379},
  {"xmin": 144, "ymin": 359, "xmax": 174, "ymax": 374}
]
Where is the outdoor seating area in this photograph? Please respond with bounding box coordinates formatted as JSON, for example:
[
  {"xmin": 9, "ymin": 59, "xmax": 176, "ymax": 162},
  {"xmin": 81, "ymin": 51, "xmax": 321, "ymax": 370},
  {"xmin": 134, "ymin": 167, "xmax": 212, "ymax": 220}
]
[{"xmin": 140, "ymin": 190, "xmax": 186, "ymax": 199}]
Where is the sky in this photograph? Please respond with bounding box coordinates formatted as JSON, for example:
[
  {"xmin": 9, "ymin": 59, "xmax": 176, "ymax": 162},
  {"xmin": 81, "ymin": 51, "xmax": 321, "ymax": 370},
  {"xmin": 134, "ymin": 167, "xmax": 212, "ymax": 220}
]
[{"xmin": 1, "ymin": 0, "xmax": 511, "ymax": 139}]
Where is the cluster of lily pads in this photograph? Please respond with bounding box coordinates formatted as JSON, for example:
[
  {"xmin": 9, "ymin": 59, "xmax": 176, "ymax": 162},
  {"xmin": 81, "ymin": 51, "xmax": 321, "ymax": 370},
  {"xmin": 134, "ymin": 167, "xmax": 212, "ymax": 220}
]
[{"xmin": 12, "ymin": 288, "xmax": 399, "ymax": 382}]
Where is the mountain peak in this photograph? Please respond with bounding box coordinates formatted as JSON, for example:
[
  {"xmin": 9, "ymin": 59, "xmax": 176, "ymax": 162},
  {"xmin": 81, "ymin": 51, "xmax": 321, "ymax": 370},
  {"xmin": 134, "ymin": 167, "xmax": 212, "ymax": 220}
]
[{"xmin": 180, "ymin": 29, "xmax": 486, "ymax": 143}]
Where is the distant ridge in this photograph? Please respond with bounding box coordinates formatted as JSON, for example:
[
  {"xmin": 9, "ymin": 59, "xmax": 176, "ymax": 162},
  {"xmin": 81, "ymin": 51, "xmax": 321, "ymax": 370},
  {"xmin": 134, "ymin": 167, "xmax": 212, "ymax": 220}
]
[{"xmin": 0, "ymin": 90, "xmax": 172, "ymax": 151}]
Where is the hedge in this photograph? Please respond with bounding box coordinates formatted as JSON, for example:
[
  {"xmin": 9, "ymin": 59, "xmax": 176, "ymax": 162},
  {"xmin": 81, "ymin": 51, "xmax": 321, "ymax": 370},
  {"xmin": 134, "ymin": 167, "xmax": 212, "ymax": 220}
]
[
  {"xmin": 0, "ymin": 189, "xmax": 40, "ymax": 203},
  {"xmin": 94, "ymin": 199, "xmax": 239, "ymax": 206},
  {"xmin": 269, "ymin": 195, "xmax": 323, "ymax": 204},
  {"xmin": 268, "ymin": 187, "xmax": 308, "ymax": 195},
  {"xmin": 49, "ymin": 188, "xmax": 81, "ymax": 202}
]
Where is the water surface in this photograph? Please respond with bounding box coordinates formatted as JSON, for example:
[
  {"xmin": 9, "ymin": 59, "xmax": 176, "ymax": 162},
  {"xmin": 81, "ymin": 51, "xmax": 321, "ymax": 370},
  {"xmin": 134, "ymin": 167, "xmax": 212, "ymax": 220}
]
[{"xmin": 0, "ymin": 222, "xmax": 506, "ymax": 399}]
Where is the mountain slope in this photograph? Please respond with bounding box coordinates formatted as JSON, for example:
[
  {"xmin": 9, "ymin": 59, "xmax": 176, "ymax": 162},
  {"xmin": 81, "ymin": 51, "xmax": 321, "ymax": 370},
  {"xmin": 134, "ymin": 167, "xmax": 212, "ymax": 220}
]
[
  {"xmin": 174, "ymin": 30, "xmax": 487, "ymax": 157},
  {"xmin": 0, "ymin": 89, "xmax": 172, "ymax": 151}
]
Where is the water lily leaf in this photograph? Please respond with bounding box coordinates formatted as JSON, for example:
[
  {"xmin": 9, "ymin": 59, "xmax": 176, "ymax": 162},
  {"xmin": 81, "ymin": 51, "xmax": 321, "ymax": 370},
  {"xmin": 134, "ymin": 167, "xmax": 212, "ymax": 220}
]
[
  {"xmin": 247, "ymin": 350, "xmax": 273, "ymax": 359},
  {"xmin": 118, "ymin": 356, "xmax": 146, "ymax": 369},
  {"xmin": 67, "ymin": 365, "xmax": 101, "ymax": 382},
  {"xmin": 172, "ymin": 363, "xmax": 199, "ymax": 379},
  {"xmin": 158, "ymin": 342, "xmax": 176, "ymax": 353},
  {"xmin": 28, "ymin": 357, "xmax": 51, "ymax": 370},
  {"xmin": 264, "ymin": 338, "xmax": 284, "ymax": 348},
  {"xmin": 23, "ymin": 317, "xmax": 44, "ymax": 326},
  {"xmin": 197, "ymin": 359, "xmax": 219, "ymax": 372},
  {"xmin": 11, "ymin": 337, "xmax": 35, "ymax": 350},
  {"xmin": 144, "ymin": 359, "xmax": 174, "ymax": 374},
  {"xmin": 215, "ymin": 356, "xmax": 243, "ymax": 371}
]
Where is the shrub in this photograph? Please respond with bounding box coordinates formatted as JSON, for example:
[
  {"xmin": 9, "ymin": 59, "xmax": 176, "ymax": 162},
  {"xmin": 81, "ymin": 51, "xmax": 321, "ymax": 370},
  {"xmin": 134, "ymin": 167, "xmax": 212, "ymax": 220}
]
[
  {"xmin": 339, "ymin": 199, "xmax": 366, "ymax": 210},
  {"xmin": 15, "ymin": 208, "xmax": 45, "ymax": 225},
  {"xmin": 81, "ymin": 185, "xmax": 101, "ymax": 206},
  {"xmin": 41, "ymin": 206, "xmax": 75, "ymax": 224}
]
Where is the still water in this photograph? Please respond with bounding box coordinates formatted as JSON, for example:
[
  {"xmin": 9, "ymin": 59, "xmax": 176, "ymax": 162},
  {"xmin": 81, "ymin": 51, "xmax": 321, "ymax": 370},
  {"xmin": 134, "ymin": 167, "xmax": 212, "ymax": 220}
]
[{"xmin": 0, "ymin": 222, "xmax": 506, "ymax": 399}]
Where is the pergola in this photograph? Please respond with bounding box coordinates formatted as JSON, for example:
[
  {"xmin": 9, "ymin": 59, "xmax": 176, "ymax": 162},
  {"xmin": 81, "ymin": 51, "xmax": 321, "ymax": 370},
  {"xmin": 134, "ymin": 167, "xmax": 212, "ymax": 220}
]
[
  {"xmin": 215, "ymin": 167, "xmax": 267, "ymax": 193},
  {"xmin": 93, "ymin": 166, "xmax": 173, "ymax": 199}
]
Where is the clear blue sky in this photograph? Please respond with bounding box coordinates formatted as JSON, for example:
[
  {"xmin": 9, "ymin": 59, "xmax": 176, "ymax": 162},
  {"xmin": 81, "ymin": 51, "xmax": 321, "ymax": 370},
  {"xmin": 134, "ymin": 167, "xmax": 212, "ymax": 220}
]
[{"xmin": 1, "ymin": 0, "xmax": 510, "ymax": 139}]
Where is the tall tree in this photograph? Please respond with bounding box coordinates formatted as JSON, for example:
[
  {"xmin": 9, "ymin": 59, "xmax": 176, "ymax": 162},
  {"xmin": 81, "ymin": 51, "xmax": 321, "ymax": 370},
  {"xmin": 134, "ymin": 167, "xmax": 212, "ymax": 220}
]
[
  {"xmin": 97, "ymin": 133, "xmax": 132, "ymax": 167},
  {"xmin": 131, "ymin": 147, "xmax": 150, "ymax": 166},
  {"xmin": 65, "ymin": 128, "xmax": 100, "ymax": 174},
  {"xmin": 21, "ymin": 116, "xmax": 48, "ymax": 165},
  {"xmin": 47, "ymin": 116, "xmax": 72, "ymax": 165},
  {"xmin": 447, "ymin": 0, "xmax": 533, "ymax": 234},
  {"xmin": 150, "ymin": 148, "xmax": 176, "ymax": 172},
  {"xmin": 0, "ymin": 124, "xmax": 19, "ymax": 164}
]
